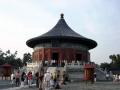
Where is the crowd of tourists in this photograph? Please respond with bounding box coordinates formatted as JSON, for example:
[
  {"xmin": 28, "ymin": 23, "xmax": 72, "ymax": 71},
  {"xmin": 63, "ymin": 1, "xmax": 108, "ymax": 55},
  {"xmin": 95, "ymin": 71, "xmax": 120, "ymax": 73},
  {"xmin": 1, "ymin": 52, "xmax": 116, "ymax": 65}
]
[
  {"xmin": 11, "ymin": 70, "xmax": 34, "ymax": 87},
  {"xmin": 10, "ymin": 68, "xmax": 68, "ymax": 90},
  {"xmin": 36, "ymin": 68, "xmax": 68, "ymax": 90}
]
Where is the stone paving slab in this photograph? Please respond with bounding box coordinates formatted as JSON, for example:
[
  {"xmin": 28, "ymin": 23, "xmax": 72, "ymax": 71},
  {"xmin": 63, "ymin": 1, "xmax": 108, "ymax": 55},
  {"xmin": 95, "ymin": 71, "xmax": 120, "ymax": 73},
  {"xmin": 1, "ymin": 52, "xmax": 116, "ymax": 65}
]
[
  {"xmin": 61, "ymin": 82, "xmax": 120, "ymax": 90},
  {"xmin": 0, "ymin": 80, "xmax": 12, "ymax": 89},
  {"xmin": 2, "ymin": 82, "xmax": 120, "ymax": 90}
]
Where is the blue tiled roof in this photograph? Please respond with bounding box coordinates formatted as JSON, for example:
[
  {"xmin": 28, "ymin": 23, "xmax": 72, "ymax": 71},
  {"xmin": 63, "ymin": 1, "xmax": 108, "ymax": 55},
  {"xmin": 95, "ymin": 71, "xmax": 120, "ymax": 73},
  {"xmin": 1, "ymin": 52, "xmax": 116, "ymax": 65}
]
[{"xmin": 26, "ymin": 14, "xmax": 97, "ymax": 49}]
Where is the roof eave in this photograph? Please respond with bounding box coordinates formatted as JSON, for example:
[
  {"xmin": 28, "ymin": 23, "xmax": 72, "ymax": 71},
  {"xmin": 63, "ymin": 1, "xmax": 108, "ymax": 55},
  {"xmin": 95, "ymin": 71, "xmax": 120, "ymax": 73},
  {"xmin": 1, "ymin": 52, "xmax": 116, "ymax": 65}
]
[{"xmin": 26, "ymin": 36, "xmax": 97, "ymax": 49}]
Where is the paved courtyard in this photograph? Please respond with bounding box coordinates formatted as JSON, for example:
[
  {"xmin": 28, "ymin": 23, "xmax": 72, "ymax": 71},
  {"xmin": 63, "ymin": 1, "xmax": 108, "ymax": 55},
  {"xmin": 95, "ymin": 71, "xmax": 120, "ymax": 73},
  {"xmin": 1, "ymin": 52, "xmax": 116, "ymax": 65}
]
[{"xmin": 2, "ymin": 81, "xmax": 120, "ymax": 90}]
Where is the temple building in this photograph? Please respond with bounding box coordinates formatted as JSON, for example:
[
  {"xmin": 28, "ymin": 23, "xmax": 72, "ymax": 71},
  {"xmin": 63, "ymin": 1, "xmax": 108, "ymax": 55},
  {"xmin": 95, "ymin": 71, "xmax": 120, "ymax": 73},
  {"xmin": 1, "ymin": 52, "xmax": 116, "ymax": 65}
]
[{"xmin": 26, "ymin": 14, "xmax": 97, "ymax": 64}]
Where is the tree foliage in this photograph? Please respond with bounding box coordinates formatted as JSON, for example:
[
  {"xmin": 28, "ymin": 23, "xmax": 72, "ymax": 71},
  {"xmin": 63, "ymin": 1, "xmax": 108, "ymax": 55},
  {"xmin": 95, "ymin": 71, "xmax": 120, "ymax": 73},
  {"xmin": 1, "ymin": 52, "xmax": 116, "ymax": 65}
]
[
  {"xmin": 0, "ymin": 49, "xmax": 23, "ymax": 68},
  {"xmin": 109, "ymin": 54, "xmax": 120, "ymax": 68},
  {"xmin": 23, "ymin": 53, "xmax": 32, "ymax": 65},
  {"xmin": 100, "ymin": 62, "xmax": 111, "ymax": 70},
  {"xmin": 100, "ymin": 54, "xmax": 120, "ymax": 70}
]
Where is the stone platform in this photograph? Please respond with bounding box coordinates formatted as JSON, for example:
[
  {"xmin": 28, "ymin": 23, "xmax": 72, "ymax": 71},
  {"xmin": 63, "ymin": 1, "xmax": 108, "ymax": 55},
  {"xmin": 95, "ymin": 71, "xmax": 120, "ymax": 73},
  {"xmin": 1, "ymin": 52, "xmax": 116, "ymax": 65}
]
[{"xmin": 2, "ymin": 81, "xmax": 120, "ymax": 90}]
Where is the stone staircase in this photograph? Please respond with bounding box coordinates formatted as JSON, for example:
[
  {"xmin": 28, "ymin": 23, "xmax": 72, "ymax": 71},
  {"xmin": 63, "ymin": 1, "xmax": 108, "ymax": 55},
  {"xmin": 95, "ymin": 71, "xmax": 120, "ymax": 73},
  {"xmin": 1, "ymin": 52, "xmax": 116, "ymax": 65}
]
[
  {"xmin": 95, "ymin": 68, "xmax": 106, "ymax": 81},
  {"xmin": 65, "ymin": 62, "xmax": 108, "ymax": 81}
]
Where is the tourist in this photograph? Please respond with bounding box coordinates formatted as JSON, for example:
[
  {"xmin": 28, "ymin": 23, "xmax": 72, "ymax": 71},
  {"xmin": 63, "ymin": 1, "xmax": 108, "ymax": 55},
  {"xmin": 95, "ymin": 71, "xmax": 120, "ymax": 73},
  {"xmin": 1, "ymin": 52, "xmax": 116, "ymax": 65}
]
[
  {"xmin": 11, "ymin": 73, "xmax": 15, "ymax": 87},
  {"xmin": 61, "ymin": 71, "xmax": 66, "ymax": 85},
  {"xmin": 65, "ymin": 72, "xmax": 69, "ymax": 82},
  {"xmin": 39, "ymin": 67, "xmax": 44, "ymax": 90},
  {"xmin": 113, "ymin": 75, "xmax": 116, "ymax": 82},
  {"xmin": 106, "ymin": 73, "xmax": 109, "ymax": 80},
  {"xmin": 94, "ymin": 73, "xmax": 97, "ymax": 82},
  {"xmin": 50, "ymin": 74, "xmax": 54, "ymax": 89},
  {"xmin": 53, "ymin": 71, "xmax": 57, "ymax": 88},
  {"xmin": 35, "ymin": 71, "xmax": 39, "ymax": 88},
  {"xmin": 43, "ymin": 71, "xmax": 51, "ymax": 90},
  {"xmin": 21, "ymin": 72, "xmax": 26, "ymax": 87},
  {"xmin": 15, "ymin": 70, "xmax": 21, "ymax": 87},
  {"xmin": 55, "ymin": 70, "xmax": 61, "ymax": 89},
  {"xmin": 116, "ymin": 74, "xmax": 119, "ymax": 82},
  {"xmin": 27, "ymin": 71, "xmax": 32, "ymax": 87}
]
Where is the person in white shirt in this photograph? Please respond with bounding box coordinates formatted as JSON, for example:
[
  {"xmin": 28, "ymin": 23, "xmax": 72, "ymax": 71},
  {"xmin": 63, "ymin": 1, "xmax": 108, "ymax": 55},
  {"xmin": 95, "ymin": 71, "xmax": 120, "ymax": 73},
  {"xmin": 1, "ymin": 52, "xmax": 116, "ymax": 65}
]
[
  {"xmin": 43, "ymin": 71, "xmax": 51, "ymax": 90},
  {"xmin": 11, "ymin": 73, "xmax": 15, "ymax": 87}
]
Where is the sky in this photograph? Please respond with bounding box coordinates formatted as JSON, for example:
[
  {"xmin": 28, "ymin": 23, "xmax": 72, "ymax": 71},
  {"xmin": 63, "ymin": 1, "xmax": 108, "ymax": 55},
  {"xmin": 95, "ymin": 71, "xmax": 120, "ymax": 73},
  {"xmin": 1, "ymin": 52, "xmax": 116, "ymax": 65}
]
[{"xmin": 0, "ymin": 0, "xmax": 120, "ymax": 64}]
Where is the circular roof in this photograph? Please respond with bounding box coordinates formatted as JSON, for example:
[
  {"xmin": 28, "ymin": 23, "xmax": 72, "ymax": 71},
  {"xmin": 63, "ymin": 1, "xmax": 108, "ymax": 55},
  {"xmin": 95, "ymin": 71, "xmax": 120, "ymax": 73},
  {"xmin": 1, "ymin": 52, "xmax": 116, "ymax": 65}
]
[{"xmin": 26, "ymin": 14, "xmax": 97, "ymax": 49}]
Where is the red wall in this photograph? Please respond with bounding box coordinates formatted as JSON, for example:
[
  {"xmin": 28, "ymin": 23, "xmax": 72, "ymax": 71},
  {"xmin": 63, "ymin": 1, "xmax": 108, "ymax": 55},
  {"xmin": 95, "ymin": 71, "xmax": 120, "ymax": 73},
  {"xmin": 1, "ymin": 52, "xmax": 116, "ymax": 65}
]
[{"xmin": 32, "ymin": 48, "xmax": 89, "ymax": 62}]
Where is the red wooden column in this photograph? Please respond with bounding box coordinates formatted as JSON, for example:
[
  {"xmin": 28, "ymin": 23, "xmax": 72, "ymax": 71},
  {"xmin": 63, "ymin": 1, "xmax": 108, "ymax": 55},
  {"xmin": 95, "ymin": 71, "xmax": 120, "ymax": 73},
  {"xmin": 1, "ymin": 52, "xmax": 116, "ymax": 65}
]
[{"xmin": 84, "ymin": 63, "xmax": 95, "ymax": 83}]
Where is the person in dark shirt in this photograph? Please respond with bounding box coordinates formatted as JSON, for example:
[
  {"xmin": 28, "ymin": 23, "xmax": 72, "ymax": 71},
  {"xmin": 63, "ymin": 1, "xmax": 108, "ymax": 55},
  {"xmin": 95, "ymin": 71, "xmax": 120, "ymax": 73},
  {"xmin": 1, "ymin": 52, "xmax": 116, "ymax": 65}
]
[
  {"xmin": 94, "ymin": 73, "xmax": 97, "ymax": 82},
  {"xmin": 35, "ymin": 72, "xmax": 39, "ymax": 88},
  {"xmin": 21, "ymin": 72, "xmax": 26, "ymax": 86}
]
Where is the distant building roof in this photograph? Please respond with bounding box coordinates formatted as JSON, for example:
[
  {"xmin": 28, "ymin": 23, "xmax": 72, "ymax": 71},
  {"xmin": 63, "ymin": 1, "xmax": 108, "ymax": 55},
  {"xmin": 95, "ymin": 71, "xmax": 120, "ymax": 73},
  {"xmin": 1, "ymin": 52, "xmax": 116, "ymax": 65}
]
[
  {"xmin": 1, "ymin": 63, "xmax": 11, "ymax": 67},
  {"xmin": 110, "ymin": 68, "xmax": 120, "ymax": 74},
  {"xmin": 26, "ymin": 14, "xmax": 97, "ymax": 49}
]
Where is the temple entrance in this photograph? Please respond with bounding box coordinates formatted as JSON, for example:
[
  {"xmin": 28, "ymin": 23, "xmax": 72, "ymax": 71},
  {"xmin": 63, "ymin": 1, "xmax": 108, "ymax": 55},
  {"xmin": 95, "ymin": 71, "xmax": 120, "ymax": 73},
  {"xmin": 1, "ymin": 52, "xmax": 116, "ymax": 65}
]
[
  {"xmin": 76, "ymin": 53, "xmax": 82, "ymax": 61},
  {"xmin": 52, "ymin": 52, "xmax": 59, "ymax": 66},
  {"xmin": 52, "ymin": 52, "xmax": 59, "ymax": 60}
]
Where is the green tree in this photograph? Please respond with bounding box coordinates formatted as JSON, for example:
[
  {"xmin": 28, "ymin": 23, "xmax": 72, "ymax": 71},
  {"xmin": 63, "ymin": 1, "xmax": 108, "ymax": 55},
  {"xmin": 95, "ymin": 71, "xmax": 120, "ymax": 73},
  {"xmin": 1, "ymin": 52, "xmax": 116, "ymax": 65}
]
[
  {"xmin": 109, "ymin": 54, "xmax": 120, "ymax": 68},
  {"xmin": 100, "ymin": 62, "xmax": 111, "ymax": 70},
  {"xmin": 0, "ymin": 49, "xmax": 5, "ymax": 65},
  {"xmin": 0, "ymin": 49, "xmax": 23, "ymax": 68},
  {"xmin": 23, "ymin": 53, "xmax": 32, "ymax": 65}
]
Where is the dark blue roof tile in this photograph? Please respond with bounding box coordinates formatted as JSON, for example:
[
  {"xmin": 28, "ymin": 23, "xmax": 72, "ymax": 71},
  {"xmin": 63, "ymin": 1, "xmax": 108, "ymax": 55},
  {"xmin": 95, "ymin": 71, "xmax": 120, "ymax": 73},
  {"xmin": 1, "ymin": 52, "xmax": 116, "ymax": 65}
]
[{"xmin": 26, "ymin": 14, "xmax": 97, "ymax": 49}]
